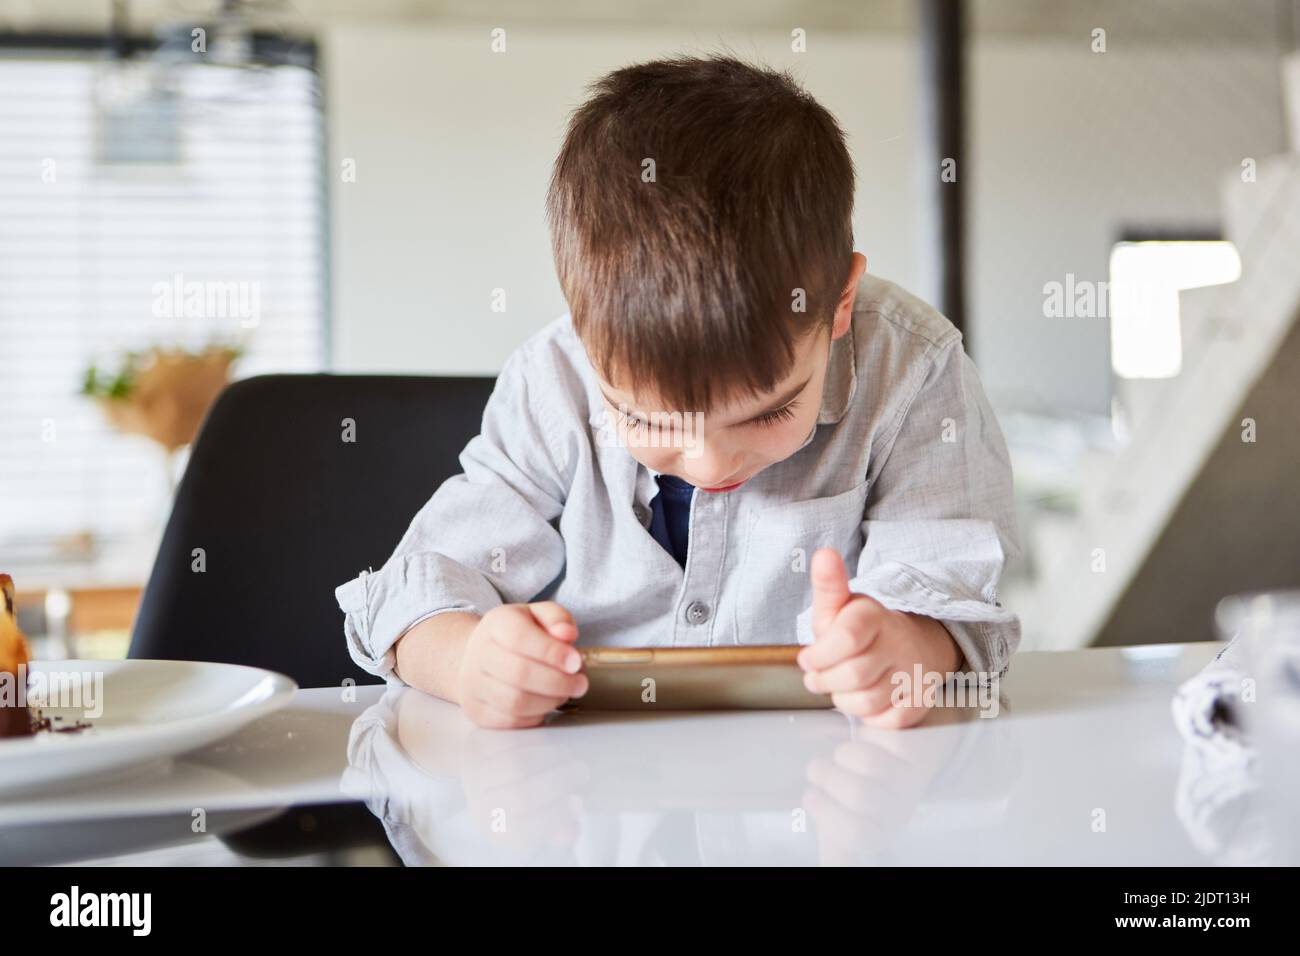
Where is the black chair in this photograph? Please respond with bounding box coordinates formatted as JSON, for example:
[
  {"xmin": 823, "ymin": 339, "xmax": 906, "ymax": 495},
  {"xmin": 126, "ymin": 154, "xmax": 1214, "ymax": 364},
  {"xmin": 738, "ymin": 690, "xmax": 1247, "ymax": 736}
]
[{"xmin": 129, "ymin": 374, "xmax": 496, "ymax": 688}]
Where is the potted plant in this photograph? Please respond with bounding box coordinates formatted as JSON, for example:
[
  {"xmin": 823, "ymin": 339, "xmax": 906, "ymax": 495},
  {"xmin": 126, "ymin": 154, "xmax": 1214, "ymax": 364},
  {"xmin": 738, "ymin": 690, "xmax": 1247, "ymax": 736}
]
[{"xmin": 82, "ymin": 343, "xmax": 243, "ymax": 453}]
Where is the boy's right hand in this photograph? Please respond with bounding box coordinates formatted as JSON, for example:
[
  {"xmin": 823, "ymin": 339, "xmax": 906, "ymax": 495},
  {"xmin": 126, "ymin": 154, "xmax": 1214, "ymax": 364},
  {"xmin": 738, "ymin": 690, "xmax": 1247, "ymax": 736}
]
[{"xmin": 454, "ymin": 602, "xmax": 588, "ymax": 729}]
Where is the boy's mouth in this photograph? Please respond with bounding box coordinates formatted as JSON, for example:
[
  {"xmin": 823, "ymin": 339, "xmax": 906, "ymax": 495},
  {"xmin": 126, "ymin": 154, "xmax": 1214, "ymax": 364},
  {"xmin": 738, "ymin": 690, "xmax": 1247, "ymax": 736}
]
[{"xmin": 698, "ymin": 479, "xmax": 746, "ymax": 493}]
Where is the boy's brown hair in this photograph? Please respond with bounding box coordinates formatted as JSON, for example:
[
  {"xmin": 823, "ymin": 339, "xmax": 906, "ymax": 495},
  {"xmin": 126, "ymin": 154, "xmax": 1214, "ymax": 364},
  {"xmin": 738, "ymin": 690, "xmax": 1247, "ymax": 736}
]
[{"xmin": 546, "ymin": 54, "xmax": 856, "ymax": 413}]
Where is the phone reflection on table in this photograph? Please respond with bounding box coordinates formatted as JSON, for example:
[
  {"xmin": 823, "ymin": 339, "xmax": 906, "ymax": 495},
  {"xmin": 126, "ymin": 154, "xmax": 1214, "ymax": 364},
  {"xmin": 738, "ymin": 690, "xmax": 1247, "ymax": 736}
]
[{"xmin": 340, "ymin": 685, "xmax": 1021, "ymax": 866}]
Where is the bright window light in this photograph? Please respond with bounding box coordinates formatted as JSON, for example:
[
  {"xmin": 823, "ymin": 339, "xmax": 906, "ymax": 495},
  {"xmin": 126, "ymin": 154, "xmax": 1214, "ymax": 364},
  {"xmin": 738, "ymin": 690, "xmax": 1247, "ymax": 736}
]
[{"xmin": 1109, "ymin": 241, "xmax": 1241, "ymax": 379}]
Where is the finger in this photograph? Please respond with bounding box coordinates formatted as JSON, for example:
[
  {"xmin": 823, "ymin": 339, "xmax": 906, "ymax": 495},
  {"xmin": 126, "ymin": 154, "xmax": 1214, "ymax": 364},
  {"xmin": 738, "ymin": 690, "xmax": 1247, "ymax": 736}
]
[
  {"xmin": 483, "ymin": 644, "xmax": 589, "ymax": 700},
  {"xmin": 860, "ymin": 704, "xmax": 931, "ymax": 730},
  {"xmin": 802, "ymin": 650, "xmax": 893, "ymax": 695},
  {"xmin": 830, "ymin": 738, "xmax": 909, "ymax": 778},
  {"xmin": 805, "ymin": 756, "xmax": 875, "ymax": 814},
  {"xmin": 527, "ymin": 601, "xmax": 579, "ymax": 641},
  {"xmin": 810, "ymin": 548, "xmax": 853, "ymax": 638},
  {"xmin": 477, "ymin": 672, "xmax": 573, "ymax": 718},
  {"xmin": 830, "ymin": 684, "xmax": 895, "ymax": 719},
  {"xmin": 463, "ymin": 697, "xmax": 545, "ymax": 730},
  {"xmin": 807, "ymin": 759, "xmax": 910, "ymax": 836},
  {"xmin": 799, "ymin": 597, "xmax": 887, "ymax": 671},
  {"xmin": 492, "ymin": 613, "xmax": 584, "ymax": 674}
]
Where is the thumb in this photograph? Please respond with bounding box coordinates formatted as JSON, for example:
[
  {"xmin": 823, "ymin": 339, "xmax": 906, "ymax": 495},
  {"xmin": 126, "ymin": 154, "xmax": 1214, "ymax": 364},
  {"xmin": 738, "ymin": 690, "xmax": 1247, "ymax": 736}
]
[{"xmin": 810, "ymin": 548, "xmax": 853, "ymax": 638}]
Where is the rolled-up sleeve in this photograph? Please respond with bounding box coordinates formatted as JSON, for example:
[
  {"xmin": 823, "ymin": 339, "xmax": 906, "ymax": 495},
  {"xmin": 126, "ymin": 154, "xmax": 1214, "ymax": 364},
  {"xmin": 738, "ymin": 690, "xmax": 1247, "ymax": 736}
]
[
  {"xmin": 335, "ymin": 348, "xmax": 574, "ymax": 684},
  {"xmin": 842, "ymin": 340, "xmax": 1021, "ymax": 683}
]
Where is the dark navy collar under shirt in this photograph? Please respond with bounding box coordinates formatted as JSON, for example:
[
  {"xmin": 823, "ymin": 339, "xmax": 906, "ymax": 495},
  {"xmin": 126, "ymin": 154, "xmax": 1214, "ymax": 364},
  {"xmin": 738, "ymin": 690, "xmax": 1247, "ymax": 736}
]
[{"xmin": 647, "ymin": 474, "xmax": 695, "ymax": 568}]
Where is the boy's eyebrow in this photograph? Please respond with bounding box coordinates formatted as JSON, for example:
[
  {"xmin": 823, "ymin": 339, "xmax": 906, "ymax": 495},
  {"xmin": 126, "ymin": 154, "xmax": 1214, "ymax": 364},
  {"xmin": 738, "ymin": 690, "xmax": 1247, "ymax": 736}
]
[{"xmin": 597, "ymin": 374, "xmax": 812, "ymax": 427}]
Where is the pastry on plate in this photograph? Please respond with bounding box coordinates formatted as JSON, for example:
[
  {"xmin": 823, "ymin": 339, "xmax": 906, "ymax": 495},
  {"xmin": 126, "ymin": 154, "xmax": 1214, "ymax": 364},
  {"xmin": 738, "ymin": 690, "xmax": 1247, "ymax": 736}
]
[{"xmin": 0, "ymin": 573, "xmax": 32, "ymax": 738}]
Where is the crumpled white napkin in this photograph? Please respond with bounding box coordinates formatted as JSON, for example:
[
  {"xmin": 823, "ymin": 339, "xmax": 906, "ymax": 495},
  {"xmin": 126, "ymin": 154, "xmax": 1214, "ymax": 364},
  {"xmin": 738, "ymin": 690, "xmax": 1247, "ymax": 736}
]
[
  {"xmin": 1171, "ymin": 634, "xmax": 1254, "ymax": 765},
  {"xmin": 1170, "ymin": 635, "xmax": 1270, "ymax": 863}
]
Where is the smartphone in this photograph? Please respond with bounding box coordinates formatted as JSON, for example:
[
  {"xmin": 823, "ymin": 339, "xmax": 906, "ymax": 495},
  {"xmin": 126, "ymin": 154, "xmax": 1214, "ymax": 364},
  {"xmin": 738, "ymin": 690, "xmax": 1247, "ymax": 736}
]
[{"xmin": 562, "ymin": 644, "xmax": 832, "ymax": 711}]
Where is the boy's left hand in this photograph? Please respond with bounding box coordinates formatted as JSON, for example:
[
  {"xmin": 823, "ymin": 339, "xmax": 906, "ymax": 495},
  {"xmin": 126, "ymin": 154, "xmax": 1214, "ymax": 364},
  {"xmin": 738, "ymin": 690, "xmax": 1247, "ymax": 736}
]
[{"xmin": 797, "ymin": 548, "xmax": 962, "ymax": 729}]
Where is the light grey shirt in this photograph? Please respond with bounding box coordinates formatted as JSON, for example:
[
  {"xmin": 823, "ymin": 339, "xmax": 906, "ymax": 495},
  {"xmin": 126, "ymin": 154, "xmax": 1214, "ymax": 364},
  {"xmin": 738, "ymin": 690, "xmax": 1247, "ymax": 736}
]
[{"xmin": 335, "ymin": 274, "xmax": 1021, "ymax": 687}]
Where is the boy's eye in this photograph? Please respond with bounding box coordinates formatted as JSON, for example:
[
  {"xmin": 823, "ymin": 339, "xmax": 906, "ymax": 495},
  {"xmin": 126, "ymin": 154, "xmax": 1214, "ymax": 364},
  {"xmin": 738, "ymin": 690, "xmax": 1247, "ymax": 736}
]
[
  {"xmin": 750, "ymin": 401, "xmax": 798, "ymax": 427},
  {"xmin": 615, "ymin": 402, "xmax": 795, "ymax": 432},
  {"xmin": 617, "ymin": 410, "xmax": 653, "ymax": 433}
]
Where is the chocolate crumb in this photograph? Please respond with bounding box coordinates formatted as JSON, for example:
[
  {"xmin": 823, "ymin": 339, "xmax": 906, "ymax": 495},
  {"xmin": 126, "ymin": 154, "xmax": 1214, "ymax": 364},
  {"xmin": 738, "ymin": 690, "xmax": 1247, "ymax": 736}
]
[{"xmin": 1, "ymin": 707, "xmax": 93, "ymax": 738}]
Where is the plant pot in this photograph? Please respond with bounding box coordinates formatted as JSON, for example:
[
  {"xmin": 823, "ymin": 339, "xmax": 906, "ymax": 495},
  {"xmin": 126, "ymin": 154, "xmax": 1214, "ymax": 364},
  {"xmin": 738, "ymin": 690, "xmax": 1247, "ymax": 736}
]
[{"xmin": 97, "ymin": 349, "xmax": 235, "ymax": 452}]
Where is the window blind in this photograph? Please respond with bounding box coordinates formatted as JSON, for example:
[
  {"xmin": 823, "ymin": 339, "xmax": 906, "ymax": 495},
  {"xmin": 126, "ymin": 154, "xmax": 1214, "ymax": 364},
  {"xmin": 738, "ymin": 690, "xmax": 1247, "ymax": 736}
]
[{"xmin": 0, "ymin": 52, "xmax": 327, "ymax": 548}]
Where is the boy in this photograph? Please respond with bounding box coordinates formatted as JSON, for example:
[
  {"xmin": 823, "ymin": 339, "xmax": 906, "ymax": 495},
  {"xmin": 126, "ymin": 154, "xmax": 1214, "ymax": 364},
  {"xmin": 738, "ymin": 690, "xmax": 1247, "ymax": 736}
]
[{"xmin": 335, "ymin": 55, "xmax": 1020, "ymax": 730}]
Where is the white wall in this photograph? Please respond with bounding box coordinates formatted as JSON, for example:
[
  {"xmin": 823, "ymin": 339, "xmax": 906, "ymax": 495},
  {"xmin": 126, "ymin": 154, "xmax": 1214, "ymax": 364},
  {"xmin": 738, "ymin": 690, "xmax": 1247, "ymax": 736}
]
[
  {"xmin": 324, "ymin": 23, "xmax": 923, "ymax": 376},
  {"xmin": 325, "ymin": 22, "xmax": 1285, "ymax": 415},
  {"xmin": 968, "ymin": 38, "xmax": 1285, "ymax": 414}
]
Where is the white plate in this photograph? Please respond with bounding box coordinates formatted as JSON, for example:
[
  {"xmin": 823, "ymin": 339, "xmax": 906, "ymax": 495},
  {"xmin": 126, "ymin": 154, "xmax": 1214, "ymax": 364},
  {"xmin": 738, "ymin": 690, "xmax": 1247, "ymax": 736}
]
[{"xmin": 0, "ymin": 659, "xmax": 297, "ymax": 796}]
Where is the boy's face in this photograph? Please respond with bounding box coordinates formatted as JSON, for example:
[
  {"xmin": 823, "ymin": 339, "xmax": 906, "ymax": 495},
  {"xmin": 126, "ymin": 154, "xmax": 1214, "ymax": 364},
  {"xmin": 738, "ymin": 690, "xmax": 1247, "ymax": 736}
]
[{"xmin": 595, "ymin": 299, "xmax": 856, "ymax": 493}]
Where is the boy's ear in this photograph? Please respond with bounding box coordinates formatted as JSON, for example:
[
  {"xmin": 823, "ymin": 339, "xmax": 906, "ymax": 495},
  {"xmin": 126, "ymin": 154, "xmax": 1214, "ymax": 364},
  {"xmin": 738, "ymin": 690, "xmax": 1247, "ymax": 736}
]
[{"xmin": 831, "ymin": 252, "xmax": 867, "ymax": 340}]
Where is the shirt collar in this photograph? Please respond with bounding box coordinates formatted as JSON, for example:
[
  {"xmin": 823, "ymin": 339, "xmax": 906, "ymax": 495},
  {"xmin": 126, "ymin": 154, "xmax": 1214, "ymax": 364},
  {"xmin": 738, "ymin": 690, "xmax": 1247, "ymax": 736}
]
[{"xmin": 816, "ymin": 314, "xmax": 858, "ymax": 426}]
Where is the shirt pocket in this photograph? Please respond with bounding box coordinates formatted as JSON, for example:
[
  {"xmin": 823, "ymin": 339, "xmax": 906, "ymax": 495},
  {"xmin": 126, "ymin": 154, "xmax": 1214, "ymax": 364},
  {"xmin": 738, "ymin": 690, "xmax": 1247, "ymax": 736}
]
[{"xmin": 732, "ymin": 478, "xmax": 870, "ymax": 644}]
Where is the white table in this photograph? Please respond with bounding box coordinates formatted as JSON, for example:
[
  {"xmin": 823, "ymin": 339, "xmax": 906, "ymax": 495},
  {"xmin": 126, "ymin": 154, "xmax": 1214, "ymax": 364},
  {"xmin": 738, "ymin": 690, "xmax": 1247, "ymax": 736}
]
[{"xmin": 0, "ymin": 643, "xmax": 1253, "ymax": 866}]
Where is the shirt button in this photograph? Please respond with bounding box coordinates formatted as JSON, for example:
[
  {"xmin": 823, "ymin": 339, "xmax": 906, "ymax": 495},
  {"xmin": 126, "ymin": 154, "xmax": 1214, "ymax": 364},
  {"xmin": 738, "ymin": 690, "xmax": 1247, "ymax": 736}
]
[
  {"xmin": 633, "ymin": 505, "xmax": 649, "ymax": 523},
  {"xmin": 684, "ymin": 601, "xmax": 710, "ymax": 625}
]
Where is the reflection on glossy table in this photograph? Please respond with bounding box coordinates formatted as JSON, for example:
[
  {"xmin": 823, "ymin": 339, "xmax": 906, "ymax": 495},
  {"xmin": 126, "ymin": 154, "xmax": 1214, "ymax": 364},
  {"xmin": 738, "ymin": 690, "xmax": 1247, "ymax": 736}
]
[{"xmin": 0, "ymin": 644, "xmax": 1257, "ymax": 866}]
